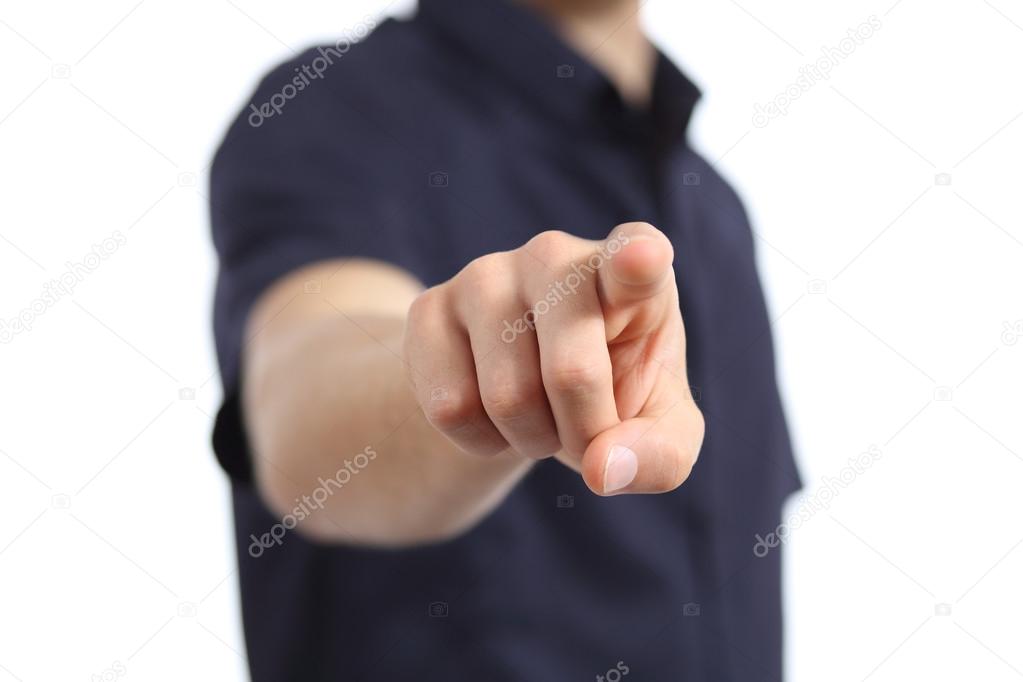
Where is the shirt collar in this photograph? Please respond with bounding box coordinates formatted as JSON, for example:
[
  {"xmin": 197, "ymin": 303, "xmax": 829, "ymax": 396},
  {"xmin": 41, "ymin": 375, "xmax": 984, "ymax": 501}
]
[{"xmin": 418, "ymin": 0, "xmax": 701, "ymax": 148}]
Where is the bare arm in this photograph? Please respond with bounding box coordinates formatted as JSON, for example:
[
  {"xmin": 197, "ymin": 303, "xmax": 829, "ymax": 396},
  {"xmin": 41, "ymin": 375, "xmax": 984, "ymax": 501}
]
[{"xmin": 242, "ymin": 260, "xmax": 532, "ymax": 546}]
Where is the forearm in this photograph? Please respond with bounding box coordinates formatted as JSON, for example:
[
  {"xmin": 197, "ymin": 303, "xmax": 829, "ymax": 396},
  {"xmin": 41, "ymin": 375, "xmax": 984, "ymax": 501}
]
[
  {"xmin": 243, "ymin": 308, "xmax": 532, "ymax": 547},
  {"xmin": 239, "ymin": 223, "xmax": 703, "ymax": 546}
]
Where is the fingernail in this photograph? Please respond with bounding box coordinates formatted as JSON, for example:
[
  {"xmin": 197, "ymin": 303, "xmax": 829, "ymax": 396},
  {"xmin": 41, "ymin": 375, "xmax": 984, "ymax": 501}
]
[{"xmin": 603, "ymin": 445, "xmax": 638, "ymax": 494}]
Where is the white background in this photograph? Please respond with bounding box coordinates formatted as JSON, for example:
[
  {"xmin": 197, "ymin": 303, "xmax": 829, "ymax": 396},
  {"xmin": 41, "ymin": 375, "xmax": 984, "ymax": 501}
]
[{"xmin": 1, "ymin": 1, "xmax": 1021, "ymax": 680}]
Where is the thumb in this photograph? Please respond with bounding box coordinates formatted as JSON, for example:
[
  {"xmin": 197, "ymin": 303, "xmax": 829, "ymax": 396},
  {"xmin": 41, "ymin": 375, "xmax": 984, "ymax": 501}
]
[
  {"xmin": 597, "ymin": 222, "xmax": 676, "ymax": 340},
  {"xmin": 580, "ymin": 399, "xmax": 705, "ymax": 496}
]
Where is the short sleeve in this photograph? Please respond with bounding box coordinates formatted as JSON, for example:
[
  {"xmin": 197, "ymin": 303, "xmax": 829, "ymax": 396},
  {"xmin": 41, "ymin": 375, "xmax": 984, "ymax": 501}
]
[{"xmin": 208, "ymin": 44, "xmax": 407, "ymax": 482}]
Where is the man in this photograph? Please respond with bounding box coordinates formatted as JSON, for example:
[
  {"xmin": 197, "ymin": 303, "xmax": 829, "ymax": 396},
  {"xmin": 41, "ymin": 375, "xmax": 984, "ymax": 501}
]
[{"xmin": 210, "ymin": 0, "xmax": 801, "ymax": 679}]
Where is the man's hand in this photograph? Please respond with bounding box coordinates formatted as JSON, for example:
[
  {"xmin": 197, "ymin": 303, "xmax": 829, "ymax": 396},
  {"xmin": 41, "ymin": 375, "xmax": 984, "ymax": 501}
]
[
  {"xmin": 243, "ymin": 221, "xmax": 704, "ymax": 545},
  {"xmin": 404, "ymin": 222, "xmax": 704, "ymax": 495}
]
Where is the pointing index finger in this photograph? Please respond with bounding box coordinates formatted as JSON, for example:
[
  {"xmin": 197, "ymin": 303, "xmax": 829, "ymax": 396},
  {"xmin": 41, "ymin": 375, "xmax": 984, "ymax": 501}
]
[{"xmin": 598, "ymin": 222, "xmax": 677, "ymax": 342}]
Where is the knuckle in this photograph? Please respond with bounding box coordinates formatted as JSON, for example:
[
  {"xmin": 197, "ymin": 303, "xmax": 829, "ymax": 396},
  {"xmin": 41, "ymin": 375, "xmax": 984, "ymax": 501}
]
[
  {"xmin": 480, "ymin": 379, "xmax": 541, "ymax": 423},
  {"xmin": 460, "ymin": 252, "xmax": 507, "ymax": 286},
  {"xmin": 456, "ymin": 253, "xmax": 511, "ymax": 306},
  {"xmin": 546, "ymin": 360, "xmax": 606, "ymax": 394},
  {"xmin": 406, "ymin": 286, "xmax": 443, "ymax": 325},
  {"xmin": 525, "ymin": 230, "xmax": 572, "ymax": 255},
  {"xmin": 422, "ymin": 387, "xmax": 478, "ymax": 432}
]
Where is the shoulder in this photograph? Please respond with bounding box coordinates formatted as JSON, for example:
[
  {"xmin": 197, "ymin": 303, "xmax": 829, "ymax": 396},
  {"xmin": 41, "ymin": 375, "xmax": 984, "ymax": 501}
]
[
  {"xmin": 254, "ymin": 19, "xmax": 432, "ymax": 117},
  {"xmin": 211, "ymin": 15, "xmax": 478, "ymax": 193},
  {"xmin": 218, "ymin": 16, "xmax": 457, "ymax": 152}
]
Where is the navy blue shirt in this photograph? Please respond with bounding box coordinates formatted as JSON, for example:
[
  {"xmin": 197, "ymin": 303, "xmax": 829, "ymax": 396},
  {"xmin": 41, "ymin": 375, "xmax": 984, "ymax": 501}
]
[{"xmin": 210, "ymin": 1, "xmax": 801, "ymax": 679}]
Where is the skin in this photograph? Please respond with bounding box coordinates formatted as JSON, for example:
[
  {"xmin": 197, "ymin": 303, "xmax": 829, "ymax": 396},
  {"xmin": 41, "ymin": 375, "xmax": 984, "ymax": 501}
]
[
  {"xmin": 523, "ymin": 0, "xmax": 656, "ymax": 106},
  {"xmin": 240, "ymin": 2, "xmax": 704, "ymax": 547}
]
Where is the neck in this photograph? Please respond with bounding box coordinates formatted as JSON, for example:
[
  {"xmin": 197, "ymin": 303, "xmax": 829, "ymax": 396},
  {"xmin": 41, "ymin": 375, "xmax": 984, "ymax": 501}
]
[{"xmin": 523, "ymin": 0, "xmax": 656, "ymax": 108}]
